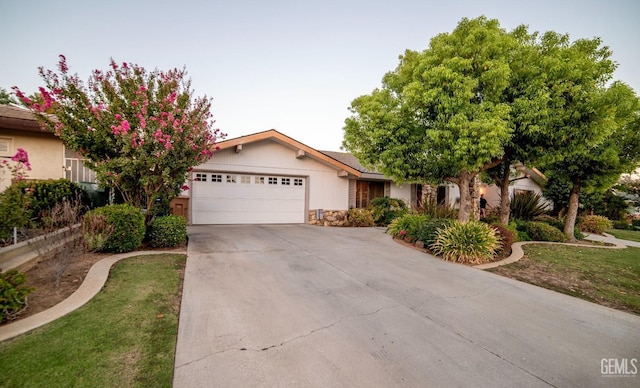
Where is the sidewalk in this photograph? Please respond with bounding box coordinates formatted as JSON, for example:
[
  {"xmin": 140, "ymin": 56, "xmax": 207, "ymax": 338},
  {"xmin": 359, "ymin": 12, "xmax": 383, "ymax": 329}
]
[{"xmin": 583, "ymin": 232, "xmax": 640, "ymax": 247}]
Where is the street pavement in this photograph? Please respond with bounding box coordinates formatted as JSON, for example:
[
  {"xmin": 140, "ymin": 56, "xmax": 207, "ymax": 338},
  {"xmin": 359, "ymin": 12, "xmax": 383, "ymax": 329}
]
[{"xmin": 173, "ymin": 225, "xmax": 640, "ymax": 387}]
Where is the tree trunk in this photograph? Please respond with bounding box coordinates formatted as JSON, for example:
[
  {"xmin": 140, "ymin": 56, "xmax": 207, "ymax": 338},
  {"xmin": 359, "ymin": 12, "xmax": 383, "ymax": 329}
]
[
  {"xmin": 498, "ymin": 165, "xmax": 511, "ymax": 225},
  {"xmin": 456, "ymin": 172, "xmax": 474, "ymax": 223},
  {"xmin": 470, "ymin": 176, "xmax": 480, "ymax": 220},
  {"xmin": 563, "ymin": 179, "xmax": 581, "ymax": 242}
]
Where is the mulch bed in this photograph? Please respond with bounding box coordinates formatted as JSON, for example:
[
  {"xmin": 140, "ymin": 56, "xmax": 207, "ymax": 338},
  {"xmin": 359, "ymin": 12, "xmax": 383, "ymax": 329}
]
[{"xmin": 1, "ymin": 243, "xmax": 186, "ymax": 326}]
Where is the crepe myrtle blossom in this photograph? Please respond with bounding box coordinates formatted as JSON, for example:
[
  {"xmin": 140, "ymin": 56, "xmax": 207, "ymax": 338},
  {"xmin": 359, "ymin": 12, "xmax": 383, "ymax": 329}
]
[
  {"xmin": 1, "ymin": 148, "xmax": 31, "ymax": 182},
  {"xmin": 13, "ymin": 55, "xmax": 225, "ymax": 223}
]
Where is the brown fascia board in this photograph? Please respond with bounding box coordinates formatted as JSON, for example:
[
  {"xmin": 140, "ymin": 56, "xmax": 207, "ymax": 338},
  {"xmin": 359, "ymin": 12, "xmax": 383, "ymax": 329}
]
[
  {"xmin": 0, "ymin": 116, "xmax": 49, "ymax": 133},
  {"xmin": 216, "ymin": 129, "xmax": 362, "ymax": 177},
  {"xmin": 0, "ymin": 105, "xmax": 51, "ymax": 133}
]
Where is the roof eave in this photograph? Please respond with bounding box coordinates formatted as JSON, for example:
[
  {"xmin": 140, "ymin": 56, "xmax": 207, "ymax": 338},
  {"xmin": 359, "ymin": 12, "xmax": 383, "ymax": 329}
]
[{"xmin": 216, "ymin": 129, "xmax": 362, "ymax": 177}]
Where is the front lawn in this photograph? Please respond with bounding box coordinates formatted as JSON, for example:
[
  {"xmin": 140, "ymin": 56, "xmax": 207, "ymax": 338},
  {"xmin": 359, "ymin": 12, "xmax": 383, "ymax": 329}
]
[
  {"xmin": 606, "ymin": 228, "xmax": 640, "ymax": 243},
  {"xmin": 0, "ymin": 254, "xmax": 185, "ymax": 388},
  {"xmin": 487, "ymin": 244, "xmax": 640, "ymax": 315}
]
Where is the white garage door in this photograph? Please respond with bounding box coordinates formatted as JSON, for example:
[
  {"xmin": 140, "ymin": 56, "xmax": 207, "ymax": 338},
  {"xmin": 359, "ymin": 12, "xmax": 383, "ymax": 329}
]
[{"xmin": 192, "ymin": 172, "xmax": 306, "ymax": 224}]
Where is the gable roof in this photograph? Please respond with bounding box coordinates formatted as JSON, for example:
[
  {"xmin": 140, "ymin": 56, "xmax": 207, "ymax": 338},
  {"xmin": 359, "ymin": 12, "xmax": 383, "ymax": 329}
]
[
  {"xmin": 319, "ymin": 150, "xmax": 389, "ymax": 180},
  {"xmin": 216, "ymin": 129, "xmax": 361, "ymax": 177},
  {"xmin": 0, "ymin": 104, "xmax": 49, "ymax": 133},
  {"xmin": 515, "ymin": 163, "xmax": 547, "ymax": 186}
]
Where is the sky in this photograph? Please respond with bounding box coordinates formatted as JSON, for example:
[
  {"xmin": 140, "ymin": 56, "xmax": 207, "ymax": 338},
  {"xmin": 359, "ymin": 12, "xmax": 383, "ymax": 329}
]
[{"xmin": 1, "ymin": 0, "xmax": 639, "ymax": 151}]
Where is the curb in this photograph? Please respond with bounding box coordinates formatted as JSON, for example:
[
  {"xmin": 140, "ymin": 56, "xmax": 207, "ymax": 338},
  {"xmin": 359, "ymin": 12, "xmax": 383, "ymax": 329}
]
[
  {"xmin": 0, "ymin": 251, "xmax": 183, "ymax": 343},
  {"xmin": 474, "ymin": 235, "xmax": 627, "ymax": 270}
]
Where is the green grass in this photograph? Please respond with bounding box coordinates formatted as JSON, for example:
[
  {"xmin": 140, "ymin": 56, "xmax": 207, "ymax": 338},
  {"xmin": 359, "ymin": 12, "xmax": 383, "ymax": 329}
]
[
  {"xmin": 606, "ymin": 228, "xmax": 640, "ymax": 243},
  {"xmin": 0, "ymin": 253, "xmax": 185, "ymax": 388},
  {"xmin": 488, "ymin": 244, "xmax": 640, "ymax": 315}
]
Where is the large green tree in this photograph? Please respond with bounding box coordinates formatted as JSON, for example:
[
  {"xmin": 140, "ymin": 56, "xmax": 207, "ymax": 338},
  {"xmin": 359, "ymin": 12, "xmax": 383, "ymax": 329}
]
[
  {"xmin": 14, "ymin": 56, "xmax": 223, "ymax": 223},
  {"xmin": 344, "ymin": 17, "xmax": 515, "ymax": 222},
  {"xmin": 487, "ymin": 31, "xmax": 624, "ymax": 225},
  {"xmin": 543, "ymin": 81, "xmax": 640, "ymax": 240},
  {"xmin": 485, "ymin": 26, "xmax": 552, "ymax": 225}
]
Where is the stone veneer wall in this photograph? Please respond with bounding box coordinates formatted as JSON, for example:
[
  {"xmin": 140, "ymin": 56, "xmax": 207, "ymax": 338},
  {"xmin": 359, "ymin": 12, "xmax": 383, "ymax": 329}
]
[{"xmin": 308, "ymin": 210, "xmax": 349, "ymax": 227}]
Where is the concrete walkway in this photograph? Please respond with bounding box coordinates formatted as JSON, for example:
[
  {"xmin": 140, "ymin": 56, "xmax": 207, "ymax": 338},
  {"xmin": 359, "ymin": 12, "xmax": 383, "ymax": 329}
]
[
  {"xmin": 173, "ymin": 225, "xmax": 640, "ymax": 387},
  {"xmin": 584, "ymin": 232, "xmax": 640, "ymax": 248},
  {"xmin": 0, "ymin": 251, "xmax": 180, "ymax": 342}
]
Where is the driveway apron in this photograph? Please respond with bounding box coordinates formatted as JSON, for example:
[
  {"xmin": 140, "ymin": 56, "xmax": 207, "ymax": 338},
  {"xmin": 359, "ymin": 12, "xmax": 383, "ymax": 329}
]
[{"xmin": 173, "ymin": 225, "xmax": 640, "ymax": 388}]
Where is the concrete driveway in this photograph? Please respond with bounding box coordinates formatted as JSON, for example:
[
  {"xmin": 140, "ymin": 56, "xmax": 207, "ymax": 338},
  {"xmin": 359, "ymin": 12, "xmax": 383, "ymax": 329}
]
[{"xmin": 173, "ymin": 225, "xmax": 640, "ymax": 387}]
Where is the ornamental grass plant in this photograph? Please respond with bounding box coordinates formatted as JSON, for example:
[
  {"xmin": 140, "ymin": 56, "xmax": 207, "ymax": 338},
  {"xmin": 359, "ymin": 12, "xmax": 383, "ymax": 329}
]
[{"xmin": 430, "ymin": 221, "xmax": 501, "ymax": 264}]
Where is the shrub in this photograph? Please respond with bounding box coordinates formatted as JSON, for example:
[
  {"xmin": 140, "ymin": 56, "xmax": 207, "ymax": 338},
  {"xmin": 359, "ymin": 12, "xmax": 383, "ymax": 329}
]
[
  {"xmin": 0, "ymin": 179, "xmax": 87, "ymax": 241},
  {"xmin": 26, "ymin": 179, "xmax": 87, "ymax": 220},
  {"xmin": 370, "ymin": 196, "xmax": 409, "ymax": 226},
  {"xmin": 481, "ymin": 211, "xmax": 500, "ymax": 225},
  {"xmin": 415, "ymin": 218, "xmax": 455, "ymax": 247},
  {"xmin": 0, "ymin": 185, "xmax": 32, "ymax": 241},
  {"xmin": 612, "ymin": 220, "xmax": 633, "ymax": 230},
  {"xmin": 416, "ymin": 196, "xmax": 458, "ymax": 219},
  {"xmin": 149, "ymin": 216, "xmax": 187, "ymax": 248},
  {"xmin": 0, "ymin": 269, "xmax": 35, "ymax": 323},
  {"xmin": 516, "ymin": 231, "xmax": 531, "ymax": 241},
  {"xmin": 83, "ymin": 212, "xmax": 114, "ymax": 252},
  {"xmin": 387, "ymin": 214, "xmax": 429, "ymax": 240},
  {"xmin": 523, "ymin": 221, "xmax": 566, "ymax": 242},
  {"xmin": 348, "ymin": 208, "xmax": 375, "ymax": 227},
  {"xmin": 506, "ymin": 221, "xmax": 529, "ymax": 242},
  {"xmin": 510, "ymin": 191, "xmax": 549, "ymax": 221},
  {"xmin": 578, "ymin": 215, "xmax": 613, "ymax": 234},
  {"xmin": 533, "ymin": 215, "xmax": 585, "ymax": 240},
  {"xmin": 84, "ymin": 204, "xmax": 145, "ymax": 252},
  {"xmin": 533, "ymin": 214, "xmax": 563, "ymax": 230},
  {"xmin": 490, "ymin": 224, "xmax": 515, "ymax": 258},
  {"xmin": 430, "ymin": 221, "xmax": 500, "ymax": 264}
]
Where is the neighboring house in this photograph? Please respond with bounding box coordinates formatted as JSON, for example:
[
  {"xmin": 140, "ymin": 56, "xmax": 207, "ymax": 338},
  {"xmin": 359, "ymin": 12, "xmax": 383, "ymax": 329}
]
[
  {"xmin": 181, "ymin": 130, "xmax": 415, "ymax": 225},
  {"xmin": 0, "ymin": 104, "xmax": 96, "ymax": 192}
]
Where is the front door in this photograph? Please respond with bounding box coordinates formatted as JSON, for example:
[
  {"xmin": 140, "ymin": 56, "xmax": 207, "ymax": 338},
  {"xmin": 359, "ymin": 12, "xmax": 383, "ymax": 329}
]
[{"xmin": 356, "ymin": 181, "xmax": 385, "ymax": 208}]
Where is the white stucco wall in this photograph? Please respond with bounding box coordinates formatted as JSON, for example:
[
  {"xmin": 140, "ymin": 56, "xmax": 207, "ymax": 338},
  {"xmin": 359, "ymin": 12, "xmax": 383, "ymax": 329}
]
[
  {"xmin": 194, "ymin": 139, "xmax": 349, "ymax": 210},
  {"xmin": 390, "ymin": 183, "xmax": 412, "ymax": 205}
]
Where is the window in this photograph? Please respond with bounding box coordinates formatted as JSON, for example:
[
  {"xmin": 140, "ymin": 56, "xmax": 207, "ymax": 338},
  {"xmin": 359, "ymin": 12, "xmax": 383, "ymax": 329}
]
[
  {"xmin": 281, "ymin": 178, "xmax": 291, "ymax": 185},
  {"xmin": 268, "ymin": 177, "xmax": 278, "ymax": 185},
  {"xmin": 226, "ymin": 174, "xmax": 236, "ymax": 183},
  {"xmin": 63, "ymin": 146, "xmax": 97, "ymax": 183},
  {"xmin": 194, "ymin": 173, "xmax": 207, "ymax": 182},
  {"xmin": 0, "ymin": 138, "xmax": 10, "ymax": 156},
  {"xmin": 241, "ymin": 175, "xmax": 251, "ymax": 184},
  {"xmin": 211, "ymin": 174, "xmax": 222, "ymax": 182},
  {"xmin": 255, "ymin": 176, "xmax": 265, "ymax": 184},
  {"xmin": 294, "ymin": 178, "xmax": 303, "ymax": 186}
]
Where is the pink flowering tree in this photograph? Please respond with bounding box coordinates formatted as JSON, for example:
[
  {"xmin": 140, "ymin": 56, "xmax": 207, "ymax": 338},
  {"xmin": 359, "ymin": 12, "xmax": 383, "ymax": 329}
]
[
  {"xmin": 0, "ymin": 148, "xmax": 31, "ymax": 183},
  {"xmin": 14, "ymin": 55, "xmax": 223, "ymax": 223}
]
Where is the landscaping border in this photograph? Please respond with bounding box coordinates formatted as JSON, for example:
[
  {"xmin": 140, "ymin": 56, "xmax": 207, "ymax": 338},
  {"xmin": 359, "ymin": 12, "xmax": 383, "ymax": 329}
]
[
  {"xmin": 0, "ymin": 251, "xmax": 182, "ymax": 342},
  {"xmin": 473, "ymin": 234, "xmax": 626, "ymax": 270}
]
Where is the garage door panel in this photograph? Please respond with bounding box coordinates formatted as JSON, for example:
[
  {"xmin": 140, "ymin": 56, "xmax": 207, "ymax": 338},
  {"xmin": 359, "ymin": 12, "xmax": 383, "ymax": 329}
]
[{"xmin": 192, "ymin": 173, "xmax": 305, "ymax": 224}]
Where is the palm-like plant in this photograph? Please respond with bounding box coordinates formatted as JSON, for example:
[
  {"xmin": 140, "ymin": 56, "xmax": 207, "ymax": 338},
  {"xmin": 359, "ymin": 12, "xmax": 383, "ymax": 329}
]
[{"xmin": 510, "ymin": 191, "xmax": 549, "ymax": 221}]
